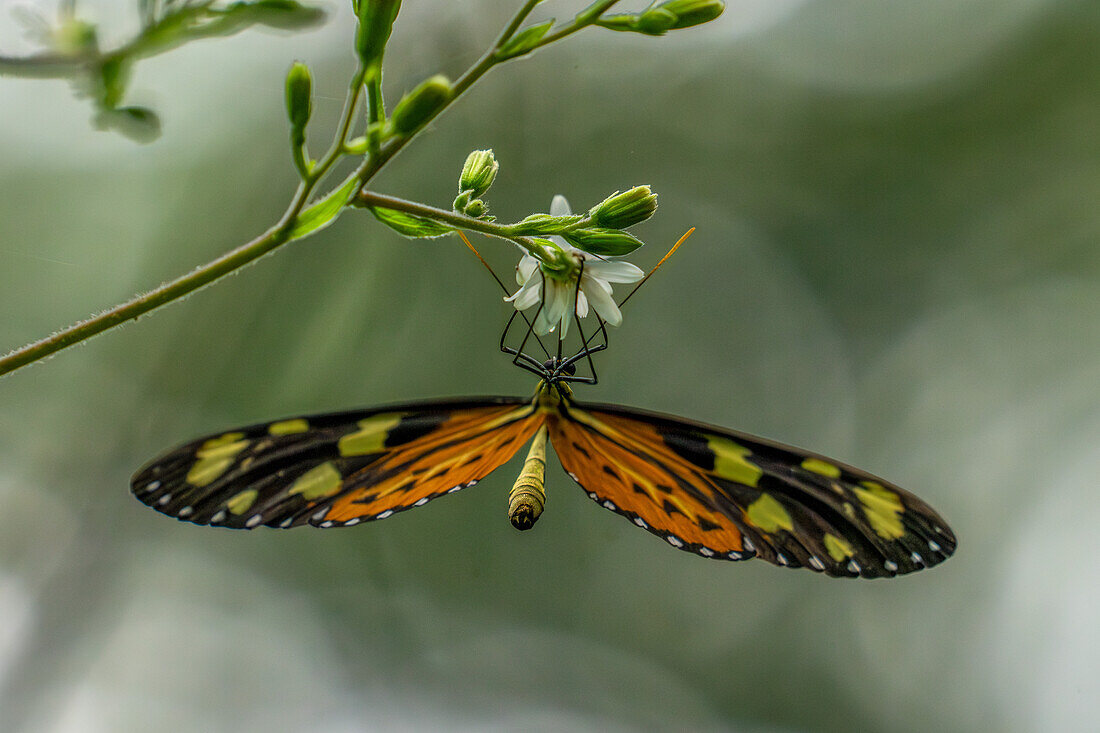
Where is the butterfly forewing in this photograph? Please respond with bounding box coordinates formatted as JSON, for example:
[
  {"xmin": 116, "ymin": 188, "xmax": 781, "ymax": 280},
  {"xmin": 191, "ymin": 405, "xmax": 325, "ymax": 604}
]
[
  {"xmin": 551, "ymin": 401, "xmax": 956, "ymax": 578},
  {"xmin": 131, "ymin": 398, "xmax": 542, "ymax": 529}
]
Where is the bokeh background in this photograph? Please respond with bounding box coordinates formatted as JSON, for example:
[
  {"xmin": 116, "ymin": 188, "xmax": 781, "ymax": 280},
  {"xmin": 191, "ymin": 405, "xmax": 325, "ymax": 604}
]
[{"xmin": 1, "ymin": 0, "xmax": 1098, "ymax": 730}]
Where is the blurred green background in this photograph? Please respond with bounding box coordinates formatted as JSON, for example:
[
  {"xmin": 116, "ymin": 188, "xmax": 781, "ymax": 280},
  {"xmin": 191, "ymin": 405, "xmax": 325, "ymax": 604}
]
[{"xmin": 1, "ymin": 0, "xmax": 1098, "ymax": 730}]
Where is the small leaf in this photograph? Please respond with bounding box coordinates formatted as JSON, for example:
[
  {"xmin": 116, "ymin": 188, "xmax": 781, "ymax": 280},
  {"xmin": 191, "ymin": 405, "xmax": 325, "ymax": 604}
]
[
  {"xmin": 562, "ymin": 228, "xmax": 644, "ymax": 256},
  {"xmin": 288, "ymin": 176, "xmax": 359, "ymax": 239},
  {"xmin": 93, "ymin": 106, "xmax": 161, "ymax": 143},
  {"xmin": 249, "ymin": 0, "xmax": 327, "ymax": 30},
  {"xmin": 496, "ymin": 20, "xmax": 554, "ymax": 60},
  {"xmin": 369, "ymin": 207, "xmax": 455, "ymax": 239}
]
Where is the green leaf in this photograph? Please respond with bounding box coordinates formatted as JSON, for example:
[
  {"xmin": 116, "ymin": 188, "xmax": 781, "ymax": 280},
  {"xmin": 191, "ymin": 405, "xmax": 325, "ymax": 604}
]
[
  {"xmin": 496, "ymin": 20, "xmax": 554, "ymax": 60},
  {"xmin": 288, "ymin": 176, "xmax": 359, "ymax": 239},
  {"xmin": 562, "ymin": 228, "xmax": 644, "ymax": 256},
  {"xmin": 92, "ymin": 106, "xmax": 161, "ymax": 144},
  {"xmin": 369, "ymin": 207, "xmax": 455, "ymax": 239}
]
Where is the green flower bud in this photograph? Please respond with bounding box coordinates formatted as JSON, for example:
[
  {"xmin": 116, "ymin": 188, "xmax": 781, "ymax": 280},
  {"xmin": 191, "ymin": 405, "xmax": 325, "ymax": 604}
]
[
  {"xmin": 285, "ymin": 61, "xmax": 313, "ymax": 136},
  {"xmin": 463, "ymin": 199, "xmax": 487, "ymax": 218},
  {"xmin": 659, "ymin": 0, "xmax": 726, "ymax": 30},
  {"xmin": 562, "ymin": 228, "xmax": 644, "ymax": 257},
  {"xmin": 390, "ymin": 75, "xmax": 451, "ymax": 136},
  {"xmin": 596, "ymin": 1, "xmax": 724, "ymax": 35},
  {"xmin": 453, "ymin": 191, "xmax": 471, "ymax": 212},
  {"xmin": 355, "ymin": 0, "xmax": 402, "ymax": 68},
  {"xmin": 635, "ymin": 8, "xmax": 678, "ymax": 35},
  {"xmin": 589, "ymin": 186, "xmax": 657, "ymax": 229},
  {"xmin": 459, "ymin": 150, "xmax": 499, "ymax": 198},
  {"xmin": 593, "ymin": 14, "xmax": 638, "ymax": 33}
]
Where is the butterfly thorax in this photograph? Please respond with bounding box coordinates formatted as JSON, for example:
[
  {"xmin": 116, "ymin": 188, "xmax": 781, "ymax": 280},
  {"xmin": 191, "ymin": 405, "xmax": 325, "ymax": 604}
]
[{"xmin": 534, "ymin": 379, "xmax": 572, "ymax": 412}]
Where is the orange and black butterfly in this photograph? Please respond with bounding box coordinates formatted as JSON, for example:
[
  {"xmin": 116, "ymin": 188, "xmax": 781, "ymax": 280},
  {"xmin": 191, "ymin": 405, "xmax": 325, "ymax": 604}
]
[{"xmin": 132, "ymin": 236, "xmax": 956, "ymax": 579}]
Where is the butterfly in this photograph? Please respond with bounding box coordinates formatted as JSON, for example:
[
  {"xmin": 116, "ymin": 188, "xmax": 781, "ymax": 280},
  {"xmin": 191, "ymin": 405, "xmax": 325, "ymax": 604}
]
[{"xmin": 131, "ymin": 233, "xmax": 956, "ymax": 579}]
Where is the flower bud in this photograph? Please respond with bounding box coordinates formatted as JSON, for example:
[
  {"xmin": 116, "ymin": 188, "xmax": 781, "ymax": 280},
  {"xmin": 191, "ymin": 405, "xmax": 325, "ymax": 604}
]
[
  {"xmin": 285, "ymin": 61, "xmax": 313, "ymax": 136},
  {"xmin": 635, "ymin": 7, "xmax": 677, "ymax": 35},
  {"xmin": 562, "ymin": 228, "xmax": 644, "ymax": 257},
  {"xmin": 660, "ymin": 0, "xmax": 726, "ymax": 30},
  {"xmin": 589, "ymin": 186, "xmax": 657, "ymax": 229},
  {"xmin": 463, "ymin": 199, "xmax": 487, "ymax": 218},
  {"xmin": 355, "ymin": 0, "xmax": 402, "ymax": 68},
  {"xmin": 596, "ymin": 1, "xmax": 724, "ymax": 35},
  {"xmin": 459, "ymin": 150, "xmax": 499, "ymax": 198},
  {"xmin": 390, "ymin": 75, "xmax": 451, "ymax": 136}
]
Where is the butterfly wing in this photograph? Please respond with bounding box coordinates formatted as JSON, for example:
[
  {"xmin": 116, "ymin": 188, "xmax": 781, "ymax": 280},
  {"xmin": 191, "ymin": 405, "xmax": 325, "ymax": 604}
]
[
  {"xmin": 132, "ymin": 397, "xmax": 544, "ymax": 529},
  {"xmin": 549, "ymin": 400, "xmax": 956, "ymax": 578}
]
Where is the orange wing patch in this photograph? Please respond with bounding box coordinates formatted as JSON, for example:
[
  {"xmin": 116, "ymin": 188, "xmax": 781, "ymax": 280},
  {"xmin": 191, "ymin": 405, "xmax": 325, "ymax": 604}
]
[
  {"xmin": 548, "ymin": 408, "xmax": 752, "ymax": 559},
  {"xmin": 319, "ymin": 405, "xmax": 545, "ymax": 525},
  {"xmin": 132, "ymin": 398, "xmax": 542, "ymax": 530},
  {"xmin": 556, "ymin": 401, "xmax": 957, "ymax": 578}
]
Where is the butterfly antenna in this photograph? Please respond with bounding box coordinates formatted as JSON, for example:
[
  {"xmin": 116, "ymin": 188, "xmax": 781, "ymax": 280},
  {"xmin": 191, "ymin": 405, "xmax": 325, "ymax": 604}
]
[
  {"xmin": 616, "ymin": 227, "xmax": 694, "ymax": 309},
  {"xmin": 459, "ymin": 230, "xmax": 512, "ymax": 297}
]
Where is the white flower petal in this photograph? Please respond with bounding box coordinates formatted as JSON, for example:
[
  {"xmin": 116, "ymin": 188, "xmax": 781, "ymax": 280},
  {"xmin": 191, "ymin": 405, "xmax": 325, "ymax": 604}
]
[
  {"xmin": 581, "ymin": 272, "xmax": 613, "ymax": 295},
  {"xmin": 559, "ymin": 288, "xmax": 576, "ymax": 341},
  {"xmin": 584, "ymin": 259, "xmax": 644, "ymax": 283},
  {"xmin": 546, "ymin": 280, "xmax": 571, "ymax": 325},
  {"xmin": 532, "ymin": 279, "xmax": 564, "ymax": 335},
  {"xmin": 582, "ymin": 278, "xmax": 623, "ymax": 327},
  {"xmin": 516, "ymin": 255, "xmax": 538, "ymax": 284},
  {"xmin": 575, "ymin": 289, "xmax": 589, "ymax": 319},
  {"xmin": 550, "ymin": 195, "xmax": 572, "ymax": 216},
  {"xmin": 507, "ymin": 278, "xmax": 542, "ymax": 310}
]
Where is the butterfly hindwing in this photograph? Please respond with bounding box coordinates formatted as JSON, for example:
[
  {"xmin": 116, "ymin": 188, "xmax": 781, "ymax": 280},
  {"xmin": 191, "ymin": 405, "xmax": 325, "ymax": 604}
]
[
  {"xmin": 550, "ymin": 400, "xmax": 956, "ymax": 578},
  {"xmin": 131, "ymin": 397, "xmax": 543, "ymax": 529}
]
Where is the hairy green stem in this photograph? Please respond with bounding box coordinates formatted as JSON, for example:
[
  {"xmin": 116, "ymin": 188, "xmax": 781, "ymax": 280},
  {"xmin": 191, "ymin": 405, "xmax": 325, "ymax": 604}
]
[{"xmin": 355, "ymin": 190, "xmax": 552, "ymax": 258}]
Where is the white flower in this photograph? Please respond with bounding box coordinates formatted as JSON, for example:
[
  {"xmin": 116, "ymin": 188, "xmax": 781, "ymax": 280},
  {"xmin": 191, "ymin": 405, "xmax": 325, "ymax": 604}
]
[{"xmin": 506, "ymin": 195, "xmax": 644, "ymax": 339}]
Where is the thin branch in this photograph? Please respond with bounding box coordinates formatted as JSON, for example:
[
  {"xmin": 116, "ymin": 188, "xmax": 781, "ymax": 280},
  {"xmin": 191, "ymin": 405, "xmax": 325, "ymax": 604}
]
[
  {"xmin": 356, "ymin": 190, "xmax": 553, "ymax": 257},
  {"xmin": 0, "ymin": 1, "xmax": 627, "ymax": 378}
]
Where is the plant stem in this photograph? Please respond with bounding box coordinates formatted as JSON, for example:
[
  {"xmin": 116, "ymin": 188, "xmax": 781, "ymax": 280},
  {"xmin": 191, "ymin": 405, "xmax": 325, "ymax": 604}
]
[
  {"xmin": 0, "ymin": 1, "xmax": 618, "ymax": 378},
  {"xmin": 356, "ymin": 190, "xmax": 550, "ymax": 257},
  {"xmin": 0, "ymin": 67, "xmax": 365, "ymax": 379}
]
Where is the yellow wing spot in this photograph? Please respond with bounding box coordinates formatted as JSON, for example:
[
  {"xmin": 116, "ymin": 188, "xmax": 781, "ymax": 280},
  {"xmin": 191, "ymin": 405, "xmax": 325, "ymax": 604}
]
[
  {"xmin": 854, "ymin": 481, "xmax": 905, "ymax": 539},
  {"xmin": 707, "ymin": 436, "xmax": 763, "ymax": 487},
  {"xmin": 269, "ymin": 419, "xmax": 309, "ymax": 436},
  {"xmin": 227, "ymin": 488, "xmax": 259, "ymax": 515},
  {"xmin": 288, "ymin": 462, "xmax": 343, "ymax": 500},
  {"xmin": 186, "ymin": 432, "xmax": 249, "ymax": 487},
  {"xmin": 802, "ymin": 457, "xmax": 841, "ymax": 479},
  {"xmin": 338, "ymin": 413, "xmax": 403, "ymax": 456},
  {"xmin": 745, "ymin": 493, "xmax": 793, "ymax": 533},
  {"xmin": 824, "ymin": 533, "xmax": 855, "ymax": 561}
]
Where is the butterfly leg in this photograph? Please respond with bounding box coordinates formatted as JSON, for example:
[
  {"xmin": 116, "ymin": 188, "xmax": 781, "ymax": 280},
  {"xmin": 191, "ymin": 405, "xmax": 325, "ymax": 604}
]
[{"xmin": 500, "ymin": 279, "xmax": 552, "ymax": 377}]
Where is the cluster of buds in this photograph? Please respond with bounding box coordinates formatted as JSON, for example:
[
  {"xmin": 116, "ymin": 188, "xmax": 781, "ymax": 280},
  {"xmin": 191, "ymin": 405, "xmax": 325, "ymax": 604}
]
[
  {"xmin": 597, "ymin": 0, "xmax": 725, "ymax": 36},
  {"xmin": 454, "ymin": 149, "xmax": 499, "ymax": 219}
]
